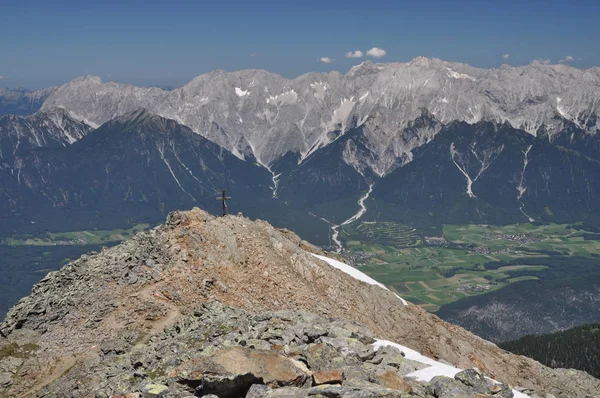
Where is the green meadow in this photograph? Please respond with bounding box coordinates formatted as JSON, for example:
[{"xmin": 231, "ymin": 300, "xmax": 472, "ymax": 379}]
[{"xmin": 340, "ymin": 221, "xmax": 600, "ymax": 311}]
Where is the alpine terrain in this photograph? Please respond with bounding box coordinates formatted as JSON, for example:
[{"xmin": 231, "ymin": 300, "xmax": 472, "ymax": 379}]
[
  {"xmin": 1, "ymin": 209, "xmax": 599, "ymax": 397},
  {"xmin": 2, "ymin": 58, "xmax": 600, "ymax": 352}
]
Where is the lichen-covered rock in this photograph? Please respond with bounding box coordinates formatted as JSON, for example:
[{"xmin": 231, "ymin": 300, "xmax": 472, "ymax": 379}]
[
  {"xmin": 141, "ymin": 383, "xmax": 168, "ymax": 398},
  {"xmin": 428, "ymin": 375, "xmax": 477, "ymax": 397}
]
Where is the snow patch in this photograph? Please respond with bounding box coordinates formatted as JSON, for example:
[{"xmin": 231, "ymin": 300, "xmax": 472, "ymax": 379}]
[
  {"xmin": 266, "ymin": 89, "xmax": 298, "ymax": 106},
  {"xmin": 235, "ymin": 87, "xmax": 250, "ymax": 97},
  {"xmin": 329, "ymin": 97, "xmax": 356, "ymax": 131},
  {"xmin": 65, "ymin": 109, "xmax": 99, "ymax": 129},
  {"xmin": 313, "ymin": 254, "xmax": 382, "ymax": 290},
  {"xmin": 359, "ymin": 92, "xmax": 369, "ymax": 101},
  {"xmin": 312, "ymin": 249, "xmax": 408, "ymax": 306},
  {"xmin": 556, "ymin": 97, "xmax": 567, "ymax": 118},
  {"xmin": 446, "ymin": 68, "xmax": 476, "ymax": 81},
  {"xmin": 373, "ymin": 340, "xmax": 530, "ymax": 397},
  {"xmin": 310, "ymin": 82, "xmax": 327, "ymax": 100}
]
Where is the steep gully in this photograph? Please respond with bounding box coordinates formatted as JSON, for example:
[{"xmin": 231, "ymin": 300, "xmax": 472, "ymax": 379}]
[{"xmin": 518, "ymin": 145, "xmax": 534, "ymax": 222}]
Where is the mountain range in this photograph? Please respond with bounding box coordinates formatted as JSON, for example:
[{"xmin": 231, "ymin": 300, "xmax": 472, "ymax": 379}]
[
  {"xmin": 0, "ymin": 58, "xmax": 598, "ymax": 241},
  {"xmin": 40, "ymin": 58, "xmax": 600, "ymax": 175},
  {"xmin": 0, "ymin": 87, "xmax": 57, "ymax": 117},
  {"xmin": 2, "ymin": 59, "xmax": 600, "ymax": 388}
]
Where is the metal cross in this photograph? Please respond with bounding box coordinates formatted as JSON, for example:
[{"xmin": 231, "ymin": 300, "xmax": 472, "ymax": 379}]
[{"xmin": 216, "ymin": 190, "xmax": 232, "ymax": 216}]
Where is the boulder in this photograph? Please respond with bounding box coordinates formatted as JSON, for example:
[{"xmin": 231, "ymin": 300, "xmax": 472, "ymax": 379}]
[
  {"xmin": 307, "ymin": 384, "xmax": 403, "ymax": 397},
  {"xmin": 454, "ymin": 369, "xmax": 513, "ymax": 397},
  {"xmin": 454, "ymin": 368, "xmax": 492, "ymax": 391},
  {"xmin": 174, "ymin": 347, "xmax": 311, "ymax": 387},
  {"xmin": 0, "ymin": 372, "xmax": 12, "ymax": 388},
  {"xmin": 376, "ymin": 369, "xmax": 413, "ymax": 393},
  {"xmin": 427, "ymin": 375, "xmax": 478, "ymax": 397},
  {"xmin": 312, "ymin": 369, "xmax": 343, "ymax": 385},
  {"xmin": 140, "ymin": 383, "xmax": 168, "ymax": 398}
]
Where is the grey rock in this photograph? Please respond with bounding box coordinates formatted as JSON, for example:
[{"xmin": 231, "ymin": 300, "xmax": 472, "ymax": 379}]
[
  {"xmin": 304, "ymin": 343, "xmax": 358, "ymax": 371},
  {"xmin": 0, "ymin": 372, "xmax": 12, "ymax": 387},
  {"xmin": 427, "ymin": 375, "xmax": 479, "ymax": 397},
  {"xmin": 246, "ymin": 384, "xmax": 271, "ymax": 398},
  {"xmin": 307, "ymin": 384, "xmax": 403, "ymax": 397},
  {"xmin": 0, "ymin": 356, "xmax": 24, "ymax": 374},
  {"xmin": 454, "ymin": 369, "xmax": 492, "ymax": 391}
]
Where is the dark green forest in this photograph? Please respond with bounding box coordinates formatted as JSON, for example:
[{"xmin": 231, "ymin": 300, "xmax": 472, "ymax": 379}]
[{"xmin": 500, "ymin": 323, "xmax": 600, "ymax": 378}]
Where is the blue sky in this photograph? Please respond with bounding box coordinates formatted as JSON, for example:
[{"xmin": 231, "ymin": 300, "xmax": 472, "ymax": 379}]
[{"xmin": 1, "ymin": 0, "xmax": 599, "ymax": 88}]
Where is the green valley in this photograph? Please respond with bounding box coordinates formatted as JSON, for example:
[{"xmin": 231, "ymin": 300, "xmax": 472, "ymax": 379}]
[{"xmin": 340, "ymin": 221, "xmax": 600, "ymax": 311}]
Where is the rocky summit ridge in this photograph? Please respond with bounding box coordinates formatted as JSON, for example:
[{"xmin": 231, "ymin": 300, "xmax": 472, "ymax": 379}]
[{"xmin": 0, "ymin": 208, "xmax": 598, "ymax": 397}]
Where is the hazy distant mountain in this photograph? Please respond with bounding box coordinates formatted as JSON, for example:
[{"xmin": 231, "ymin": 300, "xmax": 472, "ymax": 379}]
[
  {"xmin": 0, "ymin": 87, "xmax": 57, "ymax": 117},
  {"xmin": 0, "ymin": 108, "xmax": 91, "ymax": 161}
]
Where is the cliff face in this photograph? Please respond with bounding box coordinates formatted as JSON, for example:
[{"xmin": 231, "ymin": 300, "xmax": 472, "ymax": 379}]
[{"xmin": 0, "ymin": 208, "xmax": 598, "ymax": 397}]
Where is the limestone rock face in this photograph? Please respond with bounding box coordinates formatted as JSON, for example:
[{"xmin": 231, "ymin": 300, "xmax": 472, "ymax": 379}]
[
  {"xmin": 42, "ymin": 59, "xmax": 600, "ymax": 175},
  {"xmin": 0, "ymin": 208, "xmax": 598, "ymax": 397}
]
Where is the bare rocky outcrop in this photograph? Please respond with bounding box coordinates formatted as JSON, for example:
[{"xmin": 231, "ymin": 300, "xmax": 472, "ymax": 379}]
[{"xmin": 0, "ymin": 208, "xmax": 598, "ymax": 397}]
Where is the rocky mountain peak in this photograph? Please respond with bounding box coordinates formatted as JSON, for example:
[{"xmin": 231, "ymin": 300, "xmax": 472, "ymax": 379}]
[
  {"xmin": 1, "ymin": 208, "xmax": 599, "ymax": 397},
  {"xmin": 40, "ymin": 60, "xmax": 600, "ymax": 177},
  {"xmin": 111, "ymin": 108, "xmax": 180, "ymax": 133},
  {"xmin": 0, "ymin": 109, "xmax": 92, "ymax": 161}
]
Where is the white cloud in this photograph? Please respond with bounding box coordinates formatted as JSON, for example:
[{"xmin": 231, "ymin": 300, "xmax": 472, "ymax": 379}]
[
  {"xmin": 532, "ymin": 58, "xmax": 551, "ymax": 65},
  {"xmin": 0, "ymin": 76, "xmax": 4, "ymax": 79},
  {"xmin": 345, "ymin": 50, "xmax": 364, "ymax": 58},
  {"xmin": 319, "ymin": 57, "xmax": 333, "ymax": 64},
  {"xmin": 250, "ymin": 53, "xmax": 256, "ymax": 57},
  {"xmin": 502, "ymin": 53, "xmax": 510, "ymax": 59},
  {"xmin": 366, "ymin": 47, "xmax": 387, "ymax": 58},
  {"xmin": 559, "ymin": 55, "xmax": 574, "ymax": 64}
]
